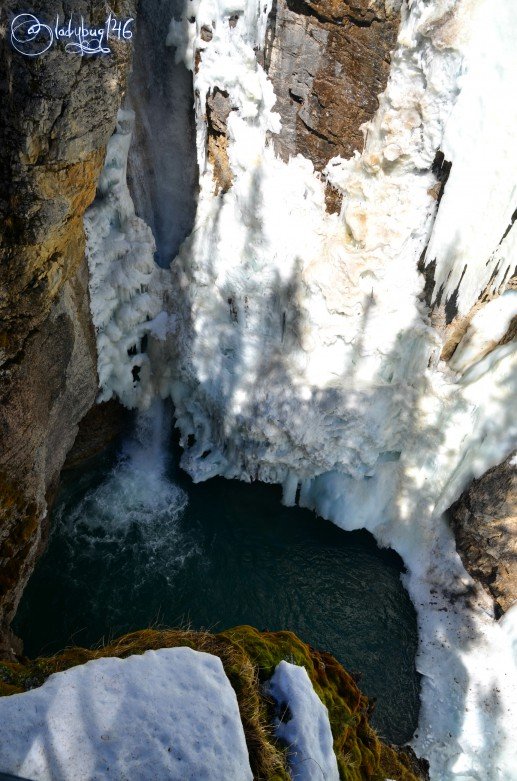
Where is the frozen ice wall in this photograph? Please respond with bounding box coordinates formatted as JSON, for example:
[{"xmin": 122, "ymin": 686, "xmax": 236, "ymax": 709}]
[
  {"xmin": 85, "ymin": 110, "xmax": 173, "ymax": 408},
  {"xmin": 84, "ymin": 0, "xmax": 517, "ymax": 778},
  {"xmin": 162, "ymin": 1, "xmax": 517, "ymax": 779}
]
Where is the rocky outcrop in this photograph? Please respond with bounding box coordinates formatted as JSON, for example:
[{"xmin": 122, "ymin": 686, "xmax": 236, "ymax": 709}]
[
  {"xmin": 0, "ymin": 0, "xmax": 136, "ymax": 655},
  {"xmin": 0, "ymin": 261, "xmax": 98, "ymax": 656},
  {"xmin": 63, "ymin": 400, "xmax": 132, "ymax": 470},
  {"xmin": 450, "ymin": 455, "xmax": 517, "ymax": 617},
  {"xmin": 206, "ymin": 87, "xmax": 234, "ymax": 195},
  {"xmin": 264, "ymin": 0, "xmax": 401, "ymax": 211}
]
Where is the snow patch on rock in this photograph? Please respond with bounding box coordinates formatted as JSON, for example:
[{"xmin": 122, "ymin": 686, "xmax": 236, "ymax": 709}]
[
  {"xmin": 450, "ymin": 291, "xmax": 517, "ymax": 372},
  {"xmin": 266, "ymin": 661, "xmax": 339, "ymax": 781},
  {"xmin": 0, "ymin": 647, "xmax": 253, "ymax": 781}
]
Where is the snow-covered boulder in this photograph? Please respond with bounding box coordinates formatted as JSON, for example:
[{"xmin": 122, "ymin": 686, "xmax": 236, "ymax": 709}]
[{"xmin": 0, "ymin": 647, "xmax": 253, "ymax": 781}]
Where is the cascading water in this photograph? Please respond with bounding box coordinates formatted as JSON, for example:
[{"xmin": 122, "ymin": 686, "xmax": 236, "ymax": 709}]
[{"xmin": 47, "ymin": 400, "xmax": 190, "ymax": 588}]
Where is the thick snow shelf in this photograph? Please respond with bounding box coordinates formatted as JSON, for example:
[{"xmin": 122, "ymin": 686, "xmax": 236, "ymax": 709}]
[
  {"xmin": 0, "ymin": 648, "xmax": 253, "ymax": 781},
  {"xmin": 266, "ymin": 661, "xmax": 339, "ymax": 781}
]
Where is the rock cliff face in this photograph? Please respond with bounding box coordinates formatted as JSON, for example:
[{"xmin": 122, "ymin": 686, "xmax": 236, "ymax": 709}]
[
  {"xmin": 265, "ymin": 0, "xmax": 400, "ymax": 210},
  {"xmin": 0, "ymin": 0, "xmax": 136, "ymax": 655},
  {"xmin": 450, "ymin": 455, "xmax": 517, "ymax": 617}
]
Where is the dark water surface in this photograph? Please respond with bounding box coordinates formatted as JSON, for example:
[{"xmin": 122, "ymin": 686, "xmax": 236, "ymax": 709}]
[{"xmin": 15, "ymin": 419, "xmax": 419, "ymax": 744}]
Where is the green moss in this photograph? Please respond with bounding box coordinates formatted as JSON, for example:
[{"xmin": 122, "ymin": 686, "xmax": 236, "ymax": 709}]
[
  {"xmin": 0, "ymin": 627, "xmax": 424, "ymax": 781},
  {"xmin": 221, "ymin": 626, "xmax": 422, "ymax": 781}
]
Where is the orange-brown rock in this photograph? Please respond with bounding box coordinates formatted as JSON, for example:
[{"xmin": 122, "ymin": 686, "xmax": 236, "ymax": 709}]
[
  {"xmin": 206, "ymin": 88, "xmax": 234, "ymax": 195},
  {"xmin": 264, "ymin": 0, "xmax": 400, "ymax": 210},
  {"xmin": 0, "ymin": 0, "xmax": 136, "ymax": 655}
]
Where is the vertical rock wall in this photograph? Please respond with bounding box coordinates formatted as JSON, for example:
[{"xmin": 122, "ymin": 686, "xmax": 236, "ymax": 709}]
[
  {"xmin": 265, "ymin": 0, "xmax": 400, "ymax": 172},
  {"xmin": 0, "ymin": 0, "xmax": 136, "ymax": 655}
]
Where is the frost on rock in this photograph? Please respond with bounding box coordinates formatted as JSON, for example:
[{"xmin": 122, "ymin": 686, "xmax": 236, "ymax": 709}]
[
  {"xmin": 161, "ymin": 1, "xmax": 517, "ymax": 779},
  {"xmin": 85, "ymin": 109, "xmax": 173, "ymax": 409},
  {"xmin": 265, "ymin": 661, "xmax": 339, "ymax": 781},
  {"xmin": 0, "ymin": 647, "xmax": 253, "ymax": 781}
]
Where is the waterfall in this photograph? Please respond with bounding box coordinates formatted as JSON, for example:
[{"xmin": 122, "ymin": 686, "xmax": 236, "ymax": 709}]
[
  {"xmin": 56, "ymin": 399, "xmax": 189, "ymax": 586},
  {"xmin": 127, "ymin": 0, "xmax": 198, "ymax": 267}
]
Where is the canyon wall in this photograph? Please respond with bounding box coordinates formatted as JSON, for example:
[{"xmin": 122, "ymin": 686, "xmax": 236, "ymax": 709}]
[
  {"xmin": 0, "ymin": 0, "xmax": 515, "ymax": 777},
  {"xmin": 0, "ymin": 0, "xmax": 136, "ymax": 655}
]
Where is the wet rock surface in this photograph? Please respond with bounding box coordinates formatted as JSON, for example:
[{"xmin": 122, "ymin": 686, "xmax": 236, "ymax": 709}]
[{"xmin": 63, "ymin": 399, "xmax": 133, "ymax": 470}]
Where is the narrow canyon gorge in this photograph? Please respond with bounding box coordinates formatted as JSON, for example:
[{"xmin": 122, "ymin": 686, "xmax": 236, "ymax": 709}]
[{"xmin": 0, "ymin": 1, "xmax": 516, "ymax": 779}]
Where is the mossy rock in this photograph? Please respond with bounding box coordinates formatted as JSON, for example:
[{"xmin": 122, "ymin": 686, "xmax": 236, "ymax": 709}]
[
  {"xmin": 221, "ymin": 626, "xmax": 424, "ymax": 781},
  {"xmin": 0, "ymin": 626, "xmax": 426, "ymax": 781}
]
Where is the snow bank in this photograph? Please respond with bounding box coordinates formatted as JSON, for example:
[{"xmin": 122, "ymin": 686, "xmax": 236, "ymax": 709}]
[
  {"xmin": 266, "ymin": 661, "xmax": 339, "ymax": 781},
  {"xmin": 0, "ymin": 647, "xmax": 252, "ymax": 781}
]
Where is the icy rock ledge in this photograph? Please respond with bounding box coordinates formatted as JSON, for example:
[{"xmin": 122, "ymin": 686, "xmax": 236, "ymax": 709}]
[{"xmin": 0, "ymin": 648, "xmax": 253, "ymax": 781}]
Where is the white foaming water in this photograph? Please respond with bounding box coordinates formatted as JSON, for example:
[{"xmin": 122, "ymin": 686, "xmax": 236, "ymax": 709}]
[{"xmin": 58, "ymin": 401, "xmax": 190, "ymax": 581}]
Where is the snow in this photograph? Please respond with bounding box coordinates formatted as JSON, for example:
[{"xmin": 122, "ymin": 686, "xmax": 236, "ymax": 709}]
[
  {"xmin": 83, "ymin": 0, "xmax": 517, "ymax": 778},
  {"xmin": 0, "ymin": 647, "xmax": 253, "ymax": 781},
  {"xmin": 265, "ymin": 661, "xmax": 339, "ymax": 781},
  {"xmin": 449, "ymin": 291, "xmax": 517, "ymax": 372},
  {"xmin": 423, "ymin": 0, "xmax": 517, "ymax": 316}
]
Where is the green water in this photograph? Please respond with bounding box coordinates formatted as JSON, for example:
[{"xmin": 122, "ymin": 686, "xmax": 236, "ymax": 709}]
[{"xmin": 15, "ymin": 421, "xmax": 419, "ymax": 744}]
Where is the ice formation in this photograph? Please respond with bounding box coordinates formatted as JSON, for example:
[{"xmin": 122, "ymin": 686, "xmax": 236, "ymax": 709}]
[
  {"xmin": 449, "ymin": 291, "xmax": 517, "ymax": 373},
  {"xmin": 423, "ymin": 0, "xmax": 517, "ymax": 314},
  {"xmin": 266, "ymin": 661, "xmax": 339, "ymax": 781},
  {"xmin": 85, "ymin": 110, "xmax": 174, "ymax": 408},
  {"xmin": 0, "ymin": 647, "xmax": 253, "ymax": 781},
  {"xmin": 84, "ymin": 0, "xmax": 517, "ymax": 778}
]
